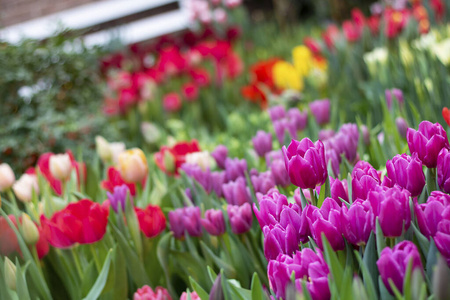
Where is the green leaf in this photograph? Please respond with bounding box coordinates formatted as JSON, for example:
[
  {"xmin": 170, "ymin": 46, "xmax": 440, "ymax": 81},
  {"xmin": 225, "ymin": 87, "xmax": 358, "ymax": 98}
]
[
  {"xmin": 411, "ymin": 223, "xmax": 430, "ymax": 256},
  {"xmin": 189, "ymin": 276, "xmax": 209, "ymax": 300},
  {"xmin": 376, "ymin": 218, "xmax": 387, "ymax": 257},
  {"xmin": 322, "ymin": 235, "xmax": 344, "ymax": 289},
  {"xmin": 317, "ymin": 176, "xmax": 330, "ymax": 208},
  {"xmin": 207, "ymin": 266, "xmax": 218, "ymax": 284},
  {"xmin": 378, "ymin": 276, "xmax": 395, "ymax": 300},
  {"xmin": 200, "ymin": 241, "xmax": 236, "ymax": 278},
  {"xmin": 82, "ymin": 249, "xmax": 113, "ymax": 300},
  {"xmin": 157, "ymin": 232, "xmax": 175, "ymax": 295},
  {"xmin": 15, "ymin": 258, "xmax": 31, "ymax": 300},
  {"xmin": 361, "ymin": 233, "xmax": 379, "ymax": 299},
  {"xmin": 250, "ymin": 273, "xmax": 265, "ymax": 300},
  {"xmin": 426, "ymin": 239, "xmax": 438, "ymax": 283}
]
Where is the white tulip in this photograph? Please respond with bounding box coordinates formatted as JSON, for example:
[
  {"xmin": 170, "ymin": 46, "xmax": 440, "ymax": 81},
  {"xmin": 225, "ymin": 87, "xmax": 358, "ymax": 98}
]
[
  {"xmin": 49, "ymin": 153, "xmax": 72, "ymax": 181},
  {"xmin": 0, "ymin": 163, "xmax": 15, "ymax": 191},
  {"xmin": 12, "ymin": 174, "xmax": 39, "ymax": 203}
]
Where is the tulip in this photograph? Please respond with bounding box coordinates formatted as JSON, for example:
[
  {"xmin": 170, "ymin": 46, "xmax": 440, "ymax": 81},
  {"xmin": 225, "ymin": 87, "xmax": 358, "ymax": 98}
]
[
  {"xmin": 185, "ymin": 151, "xmax": 214, "ymax": 171},
  {"xmin": 4, "ymin": 257, "xmax": 16, "ymax": 291},
  {"xmin": 118, "ymin": 148, "xmax": 148, "ymax": 183},
  {"xmin": 154, "ymin": 140, "xmax": 201, "ymax": 176},
  {"xmin": 273, "ymin": 118, "xmax": 298, "ymax": 144},
  {"xmin": 407, "ymin": 121, "xmax": 450, "ymax": 168},
  {"xmin": 134, "ymin": 204, "xmax": 166, "ymax": 238},
  {"xmin": 263, "ymin": 224, "xmax": 298, "ymax": 260},
  {"xmin": 309, "ymin": 99, "xmax": 330, "ymax": 125},
  {"xmin": 209, "ymin": 273, "xmax": 224, "ymax": 300},
  {"xmin": 396, "ymin": 117, "xmax": 408, "ymax": 138},
  {"xmin": 107, "ymin": 184, "xmax": 131, "ymax": 213},
  {"xmin": 201, "ymin": 209, "xmax": 226, "ymax": 236},
  {"xmin": 95, "ymin": 136, "xmax": 112, "ymax": 162},
  {"xmin": 12, "ymin": 173, "xmax": 39, "ymax": 202},
  {"xmin": 21, "ymin": 213, "xmax": 39, "ymax": 245},
  {"xmin": 385, "ymin": 153, "xmax": 426, "ymax": 197},
  {"xmin": 368, "ymin": 186, "xmax": 411, "ymax": 237},
  {"xmin": 0, "ymin": 163, "xmax": 15, "ymax": 191},
  {"xmin": 319, "ymin": 129, "xmax": 335, "ymax": 141},
  {"xmin": 326, "ymin": 147, "xmax": 341, "ymax": 177},
  {"xmin": 377, "ymin": 241, "xmax": 424, "ymax": 294},
  {"xmin": 222, "ymin": 177, "xmax": 251, "ymax": 206},
  {"xmin": 182, "ymin": 82, "xmax": 199, "ymax": 102},
  {"xmin": 140, "ymin": 122, "xmax": 161, "ymax": 144},
  {"xmin": 169, "ymin": 206, "xmax": 202, "ymax": 239},
  {"xmin": 437, "ymin": 148, "xmax": 450, "ymax": 193},
  {"xmin": 415, "ymin": 191, "xmax": 450, "ymax": 238},
  {"xmin": 0, "ymin": 215, "xmax": 20, "ymax": 256},
  {"xmin": 102, "ymin": 167, "xmax": 136, "ymax": 196},
  {"xmin": 253, "ymin": 192, "xmax": 289, "ymax": 229},
  {"xmin": 211, "ymin": 145, "xmax": 228, "ymax": 169},
  {"xmin": 270, "ymin": 159, "xmax": 290, "ymax": 187},
  {"xmin": 181, "ymin": 163, "xmax": 212, "ymax": 193},
  {"xmin": 308, "ymin": 198, "xmax": 344, "ymax": 251},
  {"xmin": 282, "ymin": 138, "xmax": 328, "ymax": 189},
  {"xmin": 435, "ymin": 214, "xmax": 450, "ymax": 266},
  {"xmin": 360, "ymin": 125, "xmax": 370, "ymax": 146},
  {"xmin": 341, "ymin": 200, "xmax": 374, "ymax": 246},
  {"xmin": 251, "ymin": 171, "xmax": 275, "ymax": 195},
  {"xmin": 287, "ymin": 108, "xmax": 308, "ymax": 131},
  {"xmin": 133, "ymin": 285, "xmax": 172, "ymax": 300},
  {"xmin": 443, "ymin": 107, "xmax": 450, "ymax": 126},
  {"xmin": 210, "ymin": 171, "xmax": 226, "ymax": 197},
  {"xmin": 330, "ymin": 177, "xmax": 349, "ymax": 205},
  {"xmin": 49, "ymin": 153, "xmax": 72, "ymax": 181},
  {"xmin": 109, "ymin": 142, "xmax": 126, "ymax": 165},
  {"xmin": 227, "ymin": 203, "xmax": 252, "ymax": 234},
  {"xmin": 265, "ymin": 150, "xmax": 284, "ymax": 167},
  {"xmin": 224, "ymin": 158, "xmax": 247, "ymax": 181},
  {"xmin": 352, "ymin": 160, "xmax": 381, "ymax": 201},
  {"xmin": 385, "ymin": 88, "xmax": 404, "ymax": 110},
  {"xmin": 180, "ymin": 291, "xmax": 200, "ymax": 300},
  {"xmin": 268, "ymin": 105, "xmax": 286, "ymax": 122},
  {"xmin": 163, "ymin": 92, "xmax": 182, "ymax": 112},
  {"xmin": 252, "ymin": 131, "xmax": 273, "ymax": 157}
]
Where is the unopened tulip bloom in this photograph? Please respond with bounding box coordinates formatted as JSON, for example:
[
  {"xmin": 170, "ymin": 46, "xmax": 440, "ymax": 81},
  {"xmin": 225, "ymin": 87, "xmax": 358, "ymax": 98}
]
[
  {"xmin": 181, "ymin": 82, "xmax": 199, "ymax": 102},
  {"xmin": 377, "ymin": 241, "xmax": 424, "ymax": 294},
  {"xmin": 181, "ymin": 163, "xmax": 212, "ymax": 193},
  {"xmin": 169, "ymin": 206, "xmax": 202, "ymax": 239},
  {"xmin": 211, "ymin": 145, "xmax": 228, "ymax": 169},
  {"xmin": 21, "ymin": 213, "xmax": 39, "ymax": 245},
  {"xmin": 133, "ymin": 285, "xmax": 172, "ymax": 300},
  {"xmin": 407, "ymin": 121, "xmax": 450, "ymax": 168},
  {"xmin": 141, "ymin": 122, "xmax": 161, "ymax": 144},
  {"xmin": 222, "ymin": 177, "xmax": 251, "ymax": 206},
  {"xmin": 210, "ymin": 171, "xmax": 226, "ymax": 197},
  {"xmin": 263, "ymin": 224, "xmax": 298, "ymax": 260},
  {"xmin": 385, "ymin": 153, "xmax": 425, "ymax": 197},
  {"xmin": 287, "ymin": 108, "xmax": 308, "ymax": 131},
  {"xmin": 341, "ymin": 200, "xmax": 374, "ymax": 246},
  {"xmin": 251, "ymin": 171, "xmax": 275, "ymax": 195},
  {"xmin": 332, "ymin": 124, "xmax": 360, "ymax": 162},
  {"xmin": 273, "ymin": 118, "xmax": 298, "ymax": 144},
  {"xmin": 163, "ymin": 92, "xmax": 182, "ymax": 112},
  {"xmin": 437, "ymin": 148, "xmax": 450, "ymax": 193},
  {"xmin": 309, "ymin": 99, "xmax": 330, "ymax": 125},
  {"xmin": 135, "ymin": 204, "xmax": 166, "ymax": 238},
  {"xmin": 252, "ymin": 131, "xmax": 273, "ymax": 157},
  {"xmin": 360, "ymin": 125, "xmax": 370, "ymax": 146},
  {"xmin": 253, "ymin": 192, "xmax": 288, "ymax": 229},
  {"xmin": 268, "ymin": 105, "xmax": 286, "ymax": 122},
  {"xmin": 415, "ymin": 191, "xmax": 450, "ymax": 238},
  {"xmin": 107, "ymin": 184, "xmax": 131, "ymax": 213},
  {"xmin": 395, "ymin": 117, "xmax": 408, "ymax": 138},
  {"xmin": 118, "ymin": 148, "xmax": 148, "ymax": 183},
  {"xmin": 180, "ymin": 291, "xmax": 200, "ymax": 300},
  {"xmin": 224, "ymin": 158, "xmax": 247, "ymax": 181},
  {"xmin": 368, "ymin": 186, "xmax": 411, "ymax": 237},
  {"xmin": 227, "ymin": 203, "xmax": 252, "ymax": 234},
  {"xmin": 4, "ymin": 257, "xmax": 16, "ymax": 291},
  {"xmin": 282, "ymin": 138, "xmax": 328, "ymax": 189},
  {"xmin": 49, "ymin": 153, "xmax": 72, "ymax": 181},
  {"xmin": 352, "ymin": 161, "xmax": 381, "ymax": 201},
  {"xmin": 0, "ymin": 163, "xmax": 15, "ymax": 191},
  {"xmin": 95, "ymin": 136, "xmax": 111, "ymax": 162},
  {"xmin": 434, "ymin": 213, "xmax": 450, "ymax": 266},
  {"xmin": 319, "ymin": 129, "xmax": 335, "ymax": 141},
  {"xmin": 270, "ymin": 159, "xmax": 290, "ymax": 187},
  {"xmin": 12, "ymin": 174, "xmax": 39, "ymax": 202},
  {"xmin": 330, "ymin": 177, "xmax": 349, "ymax": 205},
  {"xmin": 185, "ymin": 151, "xmax": 214, "ymax": 171},
  {"xmin": 201, "ymin": 209, "xmax": 226, "ymax": 236},
  {"xmin": 385, "ymin": 88, "xmax": 404, "ymax": 110}
]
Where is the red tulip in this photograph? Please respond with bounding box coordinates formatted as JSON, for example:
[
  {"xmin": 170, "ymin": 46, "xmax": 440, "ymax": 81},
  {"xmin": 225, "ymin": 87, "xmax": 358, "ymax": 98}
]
[
  {"xmin": 443, "ymin": 107, "xmax": 450, "ymax": 126},
  {"xmin": 181, "ymin": 82, "xmax": 199, "ymax": 102},
  {"xmin": 163, "ymin": 92, "xmax": 182, "ymax": 112},
  {"xmin": 41, "ymin": 199, "xmax": 109, "ymax": 248},
  {"xmin": 0, "ymin": 215, "xmax": 20, "ymax": 256},
  {"xmin": 101, "ymin": 167, "xmax": 136, "ymax": 196},
  {"xmin": 134, "ymin": 205, "xmax": 166, "ymax": 238}
]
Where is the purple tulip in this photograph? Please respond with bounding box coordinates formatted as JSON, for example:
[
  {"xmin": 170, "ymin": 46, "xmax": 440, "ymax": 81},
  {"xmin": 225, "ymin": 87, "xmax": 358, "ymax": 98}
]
[
  {"xmin": 253, "ymin": 192, "xmax": 289, "ymax": 229},
  {"xmin": 415, "ymin": 191, "xmax": 450, "ymax": 238},
  {"xmin": 265, "ymin": 150, "xmax": 284, "ymax": 167},
  {"xmin": 330, "ymin": 177, "xmax": 349, "ymax": 205},
  {"xmin": 352, "ymin": 161, "xmax": 381, "ymax": 201},
  {"xmin": 435, "ymin": 213, "xmax": 450, "ymax": 266},
  {"xmin": 377, "ymin": 241, "xmax": 424, "ymax": 294},
  {"xmin": 210, "ymin": 171, "xmax": 226, "ymax": 197},
  {"xmin": 341, "ymin": 199, "xmax": 374, "ymax": 246},
  {"xmin": 325, "ymin": 147, "xmax": 341, "ymax": 177},
  {"xmin": 309, "ymin": 99, "xmax": 330, "ymax": 125},
  {"xmin": 319, "ymin": 129, "xmax": 335, "ymax": 141},
  {"xmin": 360, "ymin": 125, "xmax": 370, "ymax": 146},
  {"xmin": 185, "ymin": 188, "xmax": 192, "ymax": 201},
  {"xmin": 299, "ymin": 204, "xmax": 317, "ymax": 243},
  {"xmin": 224, "ymin": 157, "xmax": 247, "ymax": 181},
  {"xmin": 107, "ymin": 184, "xmax": 131, "ymax": 213},
  {"xmin": 368, "ymin": 186, "xmax": 411, "ymax": 238},
  {"xmin": 407, "ymin": 121, "xmax": 450, "ymax": 168},
  {"xmin": 211, "ymin": 145, "xmax": 228, "ymax": 169},
  {"xmin": 268, "ymin": 105, "xmax": 286, "ymax": 122},
  {"xmin": 270, "ymin": 159, "xmax": 290, "ymax": 187},
  {"xmin": 169, "ymin": 206, "xmax": 202, "ymax": 239},
  {"xmin": 181, "ymin": 163, "xmax": 212, "ymax": 193},
  {"xmin": 222, "ymin": 177, "xmax": 251, "ymax": 206},
  {"xmin": 437, "ymin": 148, "xmax": 450, "ymax": 193},
  {"xmin": 201, "ymin": 209, "xmax": 226, "ymax": 236},
  {"xmin": 251, "ymin": 171, "xmax": 276, "ymax": 195},
  {"xmin": 263, "ymin": 224, "xmax": 298, "ymax": 260},
  {"xmin": 385, "ymin": 153, "xmax": 425, "ymax": 197},
  {"xmin": 282, "ymin": 138, "xmax": 328, "ymax": 189},
  {"xmin": 267, "ymin": 249, "xmax": 330, "ymax": 300},
  {"xmin": 334, "ymin": 123, "xmax": 360, "ymax": 163},
  {"xmin": 287, "ymin": 108, "xmax": 308, "ymax": 131},
  {"xmin": 252, "ymin": 131, "xmax": 273, "ymax": 157},
  {"xmin": 308, "ymin": 198, "xmax": 344, "ymax": 251},
  {"xmin": 227, "ymin": 203, "xmax": 252, "ymax": 234},
  {"xmin": 274, "ymin": 118, "xmax": 298, "ymax": 144},
  {"xmin": 385, "ymin": 88, "xmax": 404, "ymax": 110},
  {"xmin": 395, "ymin": 117, "xmax": 408, "ymax": 138}
]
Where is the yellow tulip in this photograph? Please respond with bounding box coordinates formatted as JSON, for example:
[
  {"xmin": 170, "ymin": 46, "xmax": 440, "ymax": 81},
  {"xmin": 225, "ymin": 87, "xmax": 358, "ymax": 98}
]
[
  {"xmin": 118, "ymin": 148, "xmax": 148, "ymax": 183},
  {"xmin": 292, "ymin": 45, "xmax": 312, "ymax": 76},
  {"xmin": 272, "ymin": 61, "xmax": 304, "ymax": 91}
]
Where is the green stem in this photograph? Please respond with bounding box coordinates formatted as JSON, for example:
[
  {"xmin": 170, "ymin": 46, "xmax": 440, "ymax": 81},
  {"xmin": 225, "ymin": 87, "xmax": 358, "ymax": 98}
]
[
  {"xmin": 6, "ymin": 189, "xmax": 20, "ymax": 212},
  {"xmin": 308, "ymin": 188, "xmax": 317, "ymax": 206},
  {"xmin": 90, "ymin": 244, "xmax": 102, "ymax": 272},
  {"xmin": 71, "ymin": 247, "xmax": 83, "ymax": 280}
]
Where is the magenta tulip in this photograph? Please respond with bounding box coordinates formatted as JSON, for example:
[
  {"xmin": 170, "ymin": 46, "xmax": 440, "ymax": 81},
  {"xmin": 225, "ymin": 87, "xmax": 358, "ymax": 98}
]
[
  {"xmin": 385, "ymin": 153, "xmax": 425, "ymax": 197},
  {"xmin": 437, "ymin": 148, "xmax": 450, "ymax": 193}
]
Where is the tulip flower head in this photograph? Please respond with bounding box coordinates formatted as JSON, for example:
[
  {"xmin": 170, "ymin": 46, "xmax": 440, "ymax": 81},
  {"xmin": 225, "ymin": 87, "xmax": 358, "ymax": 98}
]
[
  {"xmin": 227, "ymin": 203, "xmax": 252, "ymax": 234},
  {"xmin": 201, "ymin": 209, "xmax": 226, "ymax": 236},
  {"xmin": 415, "ymin": 191, "xmax": 450, "ymax": 238},
  {"xmin": 49, "ymin": 153, "xmax": 73, "ymax": 181},
  {"xmin": 309, "ymin": 99, "xmax": 330, "ymax": 125},
  {"xmin": 211, "ymin": 145, "xmax": 228, "ymax": 169},
  {"xmin": 437, "ymin": 148, "xmax": 450, "ymax": 193},
  {"xmin": 12, "ymin": 174, "xmax": 39, "ymax": 203},
  {"xmin": 169, "ymin": 206, "xmax": 202, "ymax": 239},
  {"xmin": 133, "ymin": 285, "xmax": 172, "ymax": 300},
  {"xmin": 0, "ymin": 163, "xmax": 15, "ymax": 192},
  {"xmin": 385, "ymin": 153, "xmax": 426, "ymax": 197},
  {"xmin": 252, "ymin": 130, "xmax": 273, "ymax": 157},
  {"xmin": 118, "ymin": 148, "xmax": 148, "ymax": 183},
  {"xmin": 135, "ymin": 204, "xmax": 166, "ymax": 238}
]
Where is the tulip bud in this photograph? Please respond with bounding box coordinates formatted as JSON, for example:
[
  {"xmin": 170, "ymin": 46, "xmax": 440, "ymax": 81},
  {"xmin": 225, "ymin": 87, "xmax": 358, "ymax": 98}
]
[
  {"xmin": 309, "ymin": 99, "xmax": 330, "ymax": 125},
  {"xmin": 4, "ymin": 257, "xmax": 16, "ymax": 291},
  {"xmin": 163, "ymin": 151, "xmax": 176, "ymax": 174},
  {"xmin": 21, "ymin": 214, "xmax": 39, "ymax": 245},
  {"xmin": 227, "ymin": 203, "xmax": 253, "ymax": 234},
  {"xmin": 386, "ymin": 153, "xmax": 425, "ymax": 197},
  {"xmin": 49, "ymin": 153, "xmax": 72, "ymax": 181},
  {"xmin": 118, "ymin": 148, "xmax": 148, "ymax": 183},
  {"xmin": 201, "ymin": 209, "xmax": 226, "ymax": 236},
  {"xmin": 0, "ymin": 163, "xmax": 15, "ymax": 192},
  {"xmin": 185, "ymin": 151, "xmax": 214, "ymax": 171},
  {"xmin": 140, "ymin": 122, "xmax": 161, "ymax": 144},
  {"xmin": 12, "ymin": 174, "xmax": 39, "ymax": 203},
  {"xmin": 211, "ymin": 145, "xmax": 228, "ymax": 169},
  {"xmin": 209, "ymin": 273, "xmax": 224, "ymax": 300},
  {"xmin": 395, "ymin": 117, "xmax": 408, "ymax": 138},
  {"xmin": 95, "ymin": 136, "xmax": 112, "ymax": 162},
  {"xmin": 268, "ymin": 105, "xmax": 286, "ymax": 122},
  {"xmin": 222, "ymin": 178, "xmax": 251, "ymax": 206},
  {"xmin": 252, "ymin": 131, "xmax": 273, "ymax": 157},
  {"xmin": 109, "ymin": 142, "xmax": 126, "ymax": 165},
  {"xmin": 437, "ymin": 148, "xmax": 450, "ymax": 193},
  {"xmin": 360, "ymin": 125, "xmax": 370, "ymax": 146}
]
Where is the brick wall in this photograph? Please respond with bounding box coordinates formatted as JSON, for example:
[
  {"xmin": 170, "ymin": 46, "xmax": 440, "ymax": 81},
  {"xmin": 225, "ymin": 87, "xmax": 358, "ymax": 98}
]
[{"xmin": 1, "ymin": 0, "xmax": 102, "ymax": 27}]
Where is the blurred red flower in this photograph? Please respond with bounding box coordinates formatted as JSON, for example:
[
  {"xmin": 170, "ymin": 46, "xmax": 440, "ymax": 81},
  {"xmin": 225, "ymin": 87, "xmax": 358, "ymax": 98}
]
[
  {"xmin": 101, "ymin": 167, "xmax": 137, "ymax": 196},
  {"xmin": 135, "ymin": 205, "xmax": 166, "ymax": 238},
  {"xmin": 154, "ymin": 140, "xmax": 201, "ymax": 175},
  {"xmin": 443, "ymin": 107, "xmax": 450, "ymax": 126}
]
